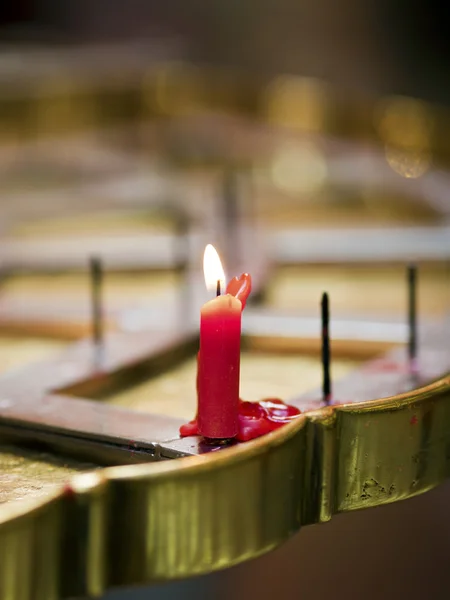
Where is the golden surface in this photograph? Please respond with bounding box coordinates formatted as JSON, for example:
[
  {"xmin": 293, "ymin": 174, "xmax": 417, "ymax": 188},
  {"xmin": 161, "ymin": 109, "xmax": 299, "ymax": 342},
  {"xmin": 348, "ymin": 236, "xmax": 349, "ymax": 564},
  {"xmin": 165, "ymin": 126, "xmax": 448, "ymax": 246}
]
[
  {"xmin": 0, "ymin": 447, "xmax": 96, "ymax": 505},
  {"xmin": 1, "ymin": 376, "xmax": 449, "ymax": 599},
  {"xmin": 107, "ymin": 352, "xmax": 360, "ymax": 419},
  {"xmin": 0, "ymin": 336, "xmax": 67, "ymax": 374},
  {"xmin": 268, "ymin": 264, "xmax": 449, "ymax": 317}
]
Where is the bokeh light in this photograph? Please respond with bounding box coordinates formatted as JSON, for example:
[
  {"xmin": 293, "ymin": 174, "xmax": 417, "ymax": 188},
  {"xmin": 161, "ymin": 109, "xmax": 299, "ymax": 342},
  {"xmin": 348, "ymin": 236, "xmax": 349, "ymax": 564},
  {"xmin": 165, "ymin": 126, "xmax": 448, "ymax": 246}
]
[
  {"xmin": 264, "ymin": 76, "xmax": 328, "ymax": 132},
  {"xmin": 375, "ymin": 96, "xmax": 433, "ymax": 148},
  {"xmin": 384, "ymin": 145, "xmax": 431, "ymax": 179},
  {"xmin": 271, "ymin": 142, "xmax": 327, "ymax": 194},
  {"xmin": 375, "ymin": 96, "xmax": 434, "ymax": 178}
]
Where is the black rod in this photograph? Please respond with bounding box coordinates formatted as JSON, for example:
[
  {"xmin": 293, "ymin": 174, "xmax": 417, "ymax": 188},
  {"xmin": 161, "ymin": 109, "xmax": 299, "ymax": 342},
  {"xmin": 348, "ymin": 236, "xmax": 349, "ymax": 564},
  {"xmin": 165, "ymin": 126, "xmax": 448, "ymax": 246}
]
[
  {"xmin": 321, "ymin": 292, "xmax": 331, "ymax": 404},
  {"xmin": 408, "ymin": 264, "xmax": 417, "ymax": 365},
  {"xmin": 90, "ymin": 256, "xmax": 103, "ymax": 355}
]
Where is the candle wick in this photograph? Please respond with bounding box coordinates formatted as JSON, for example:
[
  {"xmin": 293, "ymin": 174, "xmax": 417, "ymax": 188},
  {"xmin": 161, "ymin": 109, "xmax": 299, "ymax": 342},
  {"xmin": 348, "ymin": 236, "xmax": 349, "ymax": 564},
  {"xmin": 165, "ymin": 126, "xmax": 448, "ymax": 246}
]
[{"xmin": 216, "ymin": 280, "xmax": 221, "ymax": 297}]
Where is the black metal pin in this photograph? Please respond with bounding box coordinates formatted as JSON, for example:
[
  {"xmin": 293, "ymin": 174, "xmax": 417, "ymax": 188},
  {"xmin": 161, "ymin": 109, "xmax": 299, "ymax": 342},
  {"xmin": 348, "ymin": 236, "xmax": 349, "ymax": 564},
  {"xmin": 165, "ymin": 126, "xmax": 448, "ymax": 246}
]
[
  {"xmin": 321, "ymin": 292, "xmax": 331, "ymax": 404},
  {"xmin": 407, "ymin": 264, "xmax": 417, "ymax": 369},
  {"xmin": 90, "ymin": 256, "xmax": 104, "ymax": 363},
  {"xmin": 216, "ymin": 279, "xmax": 221, "ymax": 297}
]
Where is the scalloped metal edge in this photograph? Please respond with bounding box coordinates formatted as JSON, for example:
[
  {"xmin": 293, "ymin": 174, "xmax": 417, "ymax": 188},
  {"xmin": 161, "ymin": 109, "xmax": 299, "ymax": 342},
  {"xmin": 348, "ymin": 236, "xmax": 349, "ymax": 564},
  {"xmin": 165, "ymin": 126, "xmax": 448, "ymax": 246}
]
[{"xmin": 1, "ymin": 374, "xmax": 449, "ymax": 598}]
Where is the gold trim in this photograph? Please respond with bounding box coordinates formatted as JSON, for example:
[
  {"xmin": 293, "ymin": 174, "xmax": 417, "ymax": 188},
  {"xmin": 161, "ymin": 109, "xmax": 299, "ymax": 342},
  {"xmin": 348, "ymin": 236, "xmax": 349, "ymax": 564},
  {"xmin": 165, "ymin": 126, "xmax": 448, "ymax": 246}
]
[
  {"xmin": 335, "ymin": 374, "xmax": 450, "ymax": 513},
  {"xmin": 1, "ymin": 376, "xmax": 449, "ymax": 597},
  {"xmin": 0, "ymin": 490, "xmax": 64, "ymax": 600}
]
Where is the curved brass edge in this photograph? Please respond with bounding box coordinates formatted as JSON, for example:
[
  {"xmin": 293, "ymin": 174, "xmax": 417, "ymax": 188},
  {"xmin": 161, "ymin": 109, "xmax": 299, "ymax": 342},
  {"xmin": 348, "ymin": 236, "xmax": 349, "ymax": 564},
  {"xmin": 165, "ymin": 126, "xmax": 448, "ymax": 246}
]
[
  {"xmin": 300, "ymin": 407, "xmax": 337, "ymax": 525},
  {"xmin": 101, "ymin": 414, "xmax": 309, "ymax": 587},
  {"xmin": 59, "ymin": 472, "xmax": 109, "ymax": 599},
  {"xmin": 0, "ymin": 490, "xmax": 64, "ymax": 600},
  {"xmin": 95, "ymin": 376, "xmax": 450, "ymax": 588},
  {"xmin": 0, "ymin": 474, "xmax": 109, "ymax": 600},
  {"xmin": 338, "ymin": 374, "xmax": 450, "ymax": 414},
  {"xmin": 334, "ymin": 375, "xmax": 450, "ymax": 513},
  {"xmin": 1, "ymin": 376, "xmax": 450, "ymax": 598}
]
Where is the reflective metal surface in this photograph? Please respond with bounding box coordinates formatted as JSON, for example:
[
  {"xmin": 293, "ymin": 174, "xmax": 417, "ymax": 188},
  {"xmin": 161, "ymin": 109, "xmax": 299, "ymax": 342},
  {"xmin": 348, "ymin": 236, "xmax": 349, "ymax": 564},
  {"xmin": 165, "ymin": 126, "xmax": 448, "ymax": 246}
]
[{"xmin": 0, "ymin": 373, "xmax": 449, "ymax": 597}]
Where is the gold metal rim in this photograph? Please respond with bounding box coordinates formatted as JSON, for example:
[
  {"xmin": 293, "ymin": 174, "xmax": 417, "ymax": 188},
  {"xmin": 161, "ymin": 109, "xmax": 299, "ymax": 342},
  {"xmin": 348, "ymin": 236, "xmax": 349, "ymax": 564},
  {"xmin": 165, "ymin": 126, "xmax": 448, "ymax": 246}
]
[{"xmin": 1, "ymin": 374, "xmax": 449, "ymax": 598}]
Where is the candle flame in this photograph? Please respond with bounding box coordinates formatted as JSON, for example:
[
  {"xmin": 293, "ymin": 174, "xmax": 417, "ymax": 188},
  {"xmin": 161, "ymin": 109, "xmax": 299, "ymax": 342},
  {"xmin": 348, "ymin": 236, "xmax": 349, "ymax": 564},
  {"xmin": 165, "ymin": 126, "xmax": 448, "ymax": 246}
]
[{"xmin": 203, "ymin": 244, "xmax": 226, "ymax": 292}]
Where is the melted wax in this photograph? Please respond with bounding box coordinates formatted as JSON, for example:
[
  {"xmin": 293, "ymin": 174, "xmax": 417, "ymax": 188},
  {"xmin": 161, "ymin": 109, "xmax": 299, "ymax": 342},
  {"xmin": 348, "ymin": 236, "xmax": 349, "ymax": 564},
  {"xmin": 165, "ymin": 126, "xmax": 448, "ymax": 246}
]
[{"xmin": 180, "ymin": 398, "xmax": 301, "ymax": 442}]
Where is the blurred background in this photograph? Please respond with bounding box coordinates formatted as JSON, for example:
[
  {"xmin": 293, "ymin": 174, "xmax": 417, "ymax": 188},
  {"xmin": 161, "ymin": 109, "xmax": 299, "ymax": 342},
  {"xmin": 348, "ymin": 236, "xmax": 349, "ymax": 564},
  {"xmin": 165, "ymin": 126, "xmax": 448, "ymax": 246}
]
[
  {"xmin": 0, "ymin": 2, "xmax": 449, "ymax": 599},
  {"xmin": 1, "ymin": 0, "xmax": 450, "ymax": 102}
]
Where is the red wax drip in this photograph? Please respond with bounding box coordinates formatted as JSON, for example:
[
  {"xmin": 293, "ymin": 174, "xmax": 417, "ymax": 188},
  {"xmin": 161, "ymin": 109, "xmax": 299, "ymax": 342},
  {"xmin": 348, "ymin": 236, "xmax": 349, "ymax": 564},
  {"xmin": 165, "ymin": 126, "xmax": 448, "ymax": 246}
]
[
  {"xmin": 180, "ymin": 398, "xmax": 301, "ymax": 442},
  {"xmin": 226, "ymin": 273, "xmax": 252, "ymax": 309}
]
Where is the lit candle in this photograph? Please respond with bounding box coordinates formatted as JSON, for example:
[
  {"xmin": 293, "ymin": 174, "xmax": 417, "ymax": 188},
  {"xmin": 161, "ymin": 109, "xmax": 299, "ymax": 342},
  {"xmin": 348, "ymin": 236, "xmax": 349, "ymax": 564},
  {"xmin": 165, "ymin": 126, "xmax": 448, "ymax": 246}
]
[
  {"xmin": 198, "ymin": 245, "xmax": 242, "ymax": 439},
  {"xmin": 181, "ymin": 257, "xmax": 301, "ymax": 443}
]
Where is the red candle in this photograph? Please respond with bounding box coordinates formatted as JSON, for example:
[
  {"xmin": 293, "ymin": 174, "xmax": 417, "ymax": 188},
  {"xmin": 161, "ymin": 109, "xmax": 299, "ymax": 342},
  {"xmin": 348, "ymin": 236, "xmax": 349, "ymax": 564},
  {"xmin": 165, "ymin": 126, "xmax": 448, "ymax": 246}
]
[
  {"xmin": 197, "ymin": 245, "xmax": 241, "ymax": 439},
  {"xmin": 181, "ymin": 263, "xmax": 303, "ymax": 443},
  {"xmin": 198, "ymin": 294, "xmax": 242, "ymax": 438}
]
